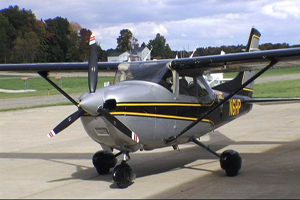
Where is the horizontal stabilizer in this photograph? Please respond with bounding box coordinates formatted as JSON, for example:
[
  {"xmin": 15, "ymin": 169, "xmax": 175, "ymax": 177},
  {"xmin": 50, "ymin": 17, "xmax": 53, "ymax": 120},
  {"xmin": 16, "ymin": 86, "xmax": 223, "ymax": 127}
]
[{"xmin": 244, "ymin": 98, "xmax": 300, "ymax": 105}]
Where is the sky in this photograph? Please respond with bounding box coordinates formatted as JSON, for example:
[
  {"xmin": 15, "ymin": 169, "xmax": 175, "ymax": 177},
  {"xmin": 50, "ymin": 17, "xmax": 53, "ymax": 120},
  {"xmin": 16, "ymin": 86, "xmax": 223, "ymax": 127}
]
[{"xmin": 1, "ymin": 0, "xmax": 300, "ymax": 51}]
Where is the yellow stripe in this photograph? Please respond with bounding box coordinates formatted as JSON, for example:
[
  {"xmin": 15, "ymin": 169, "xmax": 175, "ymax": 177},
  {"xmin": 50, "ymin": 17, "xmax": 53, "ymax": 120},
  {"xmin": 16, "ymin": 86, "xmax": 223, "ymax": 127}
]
[
  {"xmin": 110, "ymin": 111, "xmax": 215, "ymax": 127},
  {"xmin": 253, "ymin": 35, "xmax": 260, "ymax": 40},
  {"xmin": 117, "ymin": 101, "xmax": 215, "ymax": 107},
  {"xmin": 243, "ymin": 87, "xmax": 254, "ymax": 92}
]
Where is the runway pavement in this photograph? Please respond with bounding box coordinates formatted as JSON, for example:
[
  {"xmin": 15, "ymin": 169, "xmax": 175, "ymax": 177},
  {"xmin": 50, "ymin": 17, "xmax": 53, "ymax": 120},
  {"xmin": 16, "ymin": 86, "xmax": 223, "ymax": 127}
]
[{"xmin": 1, "ymin": 104, "xmax": 300, "ymax": 199}]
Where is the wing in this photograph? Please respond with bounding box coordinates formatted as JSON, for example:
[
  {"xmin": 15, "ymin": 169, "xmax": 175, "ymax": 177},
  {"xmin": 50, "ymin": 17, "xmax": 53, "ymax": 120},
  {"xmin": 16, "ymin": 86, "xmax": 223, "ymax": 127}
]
[
  {"xmin": 0, "ymin": 62, "xmax": 120, "ymax": 72},
  {"xmin": 169, "ymin": 47, "xmax": 300, "ymax": 74},
  {"xmin": 0, "ymin": 48, "xmax": 299, "ymax": 74}
]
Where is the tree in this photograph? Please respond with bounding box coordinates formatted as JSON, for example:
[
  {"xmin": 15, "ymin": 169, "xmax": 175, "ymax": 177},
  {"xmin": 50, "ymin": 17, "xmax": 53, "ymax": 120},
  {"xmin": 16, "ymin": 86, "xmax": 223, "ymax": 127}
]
[
  {"xmin": 45, "ymin": 17, "xmax": 70, "ymax": 62},
  {"xmin": 164, "ymin": 44, "xmax": 173, "ymax": 58},
  {"xmin": 11, "ymin": 32, "xmax": 39, "ymax": 63},
  {"xmin": 141, "ymin": 42, "xmax": 146, "ymax": 48},
  {"xmin": 34, "ymin": 20, "xmax": 48, "ymax": 62},
  {"xmin": 131, "ymin": 36, "xmax": 139, "ymax": 49},
  {"xmin": 148, "ymin": 33, "xmax": 173, "ymax": 59},
  {"xmin": 0, "ymin": 6, "xmax": 37, "ymax": 63},
  {"xmin": 0, "ymin": 14, "xmax": 10, "ymax": 63},
  {"xmin": 66, "ymin": 22, "xmax": 81, "ymax": 61},
  {"xmin": 117, "ymin": 29, "xmax": 133, "ymax": 52},
  {"xmin": 79, "ymin": 28, "xmax": 92, "ymax": 61}
]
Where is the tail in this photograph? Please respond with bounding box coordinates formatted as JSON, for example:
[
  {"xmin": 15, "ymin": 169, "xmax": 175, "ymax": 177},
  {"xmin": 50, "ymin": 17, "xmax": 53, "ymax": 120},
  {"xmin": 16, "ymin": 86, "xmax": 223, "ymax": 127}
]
[
  {"xmin": 213, "ymin": 27, "xmax": 261, "ymax": 98},
  {"xmin": 245, "ymin": 27, "xmax": 261, "ymax": 52}
]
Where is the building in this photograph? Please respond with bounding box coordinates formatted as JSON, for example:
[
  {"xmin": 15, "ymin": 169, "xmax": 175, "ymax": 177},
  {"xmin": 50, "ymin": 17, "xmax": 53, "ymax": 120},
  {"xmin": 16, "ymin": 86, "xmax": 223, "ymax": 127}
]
[
  {"xmin": 107, "ymin": 46, "xmax": 151, "ymax": 62},
  {"xmin": 107, "ymin": 51, "xmax": 131, "ymax": 62},
  {"xmin": 129, "ymin": 46, "xmax": 151, "ymax": 61}
]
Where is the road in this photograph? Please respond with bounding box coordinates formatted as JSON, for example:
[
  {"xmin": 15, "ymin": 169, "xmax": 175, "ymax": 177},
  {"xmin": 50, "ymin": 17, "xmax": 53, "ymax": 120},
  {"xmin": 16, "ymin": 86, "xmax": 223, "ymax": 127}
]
[{"xmin": 1, "ymin": 104, "xmax": 300, "ymax": 198}]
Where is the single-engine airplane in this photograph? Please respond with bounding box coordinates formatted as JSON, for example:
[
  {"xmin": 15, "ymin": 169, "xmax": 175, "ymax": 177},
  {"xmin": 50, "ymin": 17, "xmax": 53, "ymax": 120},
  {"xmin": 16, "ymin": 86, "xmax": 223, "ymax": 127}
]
[{"xmin": 1, "ymin": 27, "xmax": 300, "ymax": 188}]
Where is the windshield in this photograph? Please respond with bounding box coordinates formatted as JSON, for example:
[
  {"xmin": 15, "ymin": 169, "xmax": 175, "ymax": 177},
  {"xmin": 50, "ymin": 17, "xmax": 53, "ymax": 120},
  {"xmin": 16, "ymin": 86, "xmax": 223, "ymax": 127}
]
[{"xmin": 114, "ymin": 61, "xmax": 171, "ymax": 84}]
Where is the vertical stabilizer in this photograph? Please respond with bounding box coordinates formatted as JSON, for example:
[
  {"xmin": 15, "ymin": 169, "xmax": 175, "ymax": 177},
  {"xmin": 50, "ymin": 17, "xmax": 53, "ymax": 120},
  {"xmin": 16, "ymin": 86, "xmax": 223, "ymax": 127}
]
[
  {"xmin": 246, "ymin": 27, "xmax": 261, "ymax": 52},
  {"xmin": 213, "ymin": 27, "xmax": 261, "ymax": 97}
]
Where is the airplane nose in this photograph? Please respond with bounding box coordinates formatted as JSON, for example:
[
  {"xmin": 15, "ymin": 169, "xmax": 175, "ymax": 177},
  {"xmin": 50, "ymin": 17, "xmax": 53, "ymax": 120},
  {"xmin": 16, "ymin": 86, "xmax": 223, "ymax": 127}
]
[{"xmin": 79, "ymin": 93, "xmax": 104, "ymax": 116}]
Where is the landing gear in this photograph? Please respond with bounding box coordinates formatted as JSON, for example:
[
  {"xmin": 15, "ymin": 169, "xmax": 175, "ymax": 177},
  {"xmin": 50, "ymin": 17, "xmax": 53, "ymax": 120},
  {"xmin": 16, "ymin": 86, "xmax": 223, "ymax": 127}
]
[
  {"xmin": 220, "ymin": 149, "xmax": 242, "ymax": 177},
  {"xmin": 92, "ymin": 150, "xmax": 117, "ymax": 175},
  {"xmin": 92, "ymin": 151, "xmax": 136, "ymax": 188},
  {"xmin": 190, "ymin": 137, "xmax": 242, "ymax": 177},
  {"xmin": 112, "ymin": 152, "xmax": 136, "ymax": 188}
]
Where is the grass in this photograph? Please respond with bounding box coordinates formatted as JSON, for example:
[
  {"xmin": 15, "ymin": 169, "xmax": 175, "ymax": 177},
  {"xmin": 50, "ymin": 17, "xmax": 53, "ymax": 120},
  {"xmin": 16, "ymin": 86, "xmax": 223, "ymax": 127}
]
[
  {"xmin": 253, "ymin": 79, "xmax": 300, "ymax": 98},
  {"xmin": 0, "ymin": 76, "xmax": 114, "ymax": 99}
]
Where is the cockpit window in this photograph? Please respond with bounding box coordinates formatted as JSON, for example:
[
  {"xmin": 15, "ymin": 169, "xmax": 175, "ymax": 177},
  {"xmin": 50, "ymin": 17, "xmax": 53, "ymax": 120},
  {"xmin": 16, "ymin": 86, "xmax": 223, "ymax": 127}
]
[
  {"xmin": 179, "ymin": 75, "xmax": 214, "ymax": 104},
  {"xmin": 114, "ymin": 61, "xmax": 172, "ymax": 91}
]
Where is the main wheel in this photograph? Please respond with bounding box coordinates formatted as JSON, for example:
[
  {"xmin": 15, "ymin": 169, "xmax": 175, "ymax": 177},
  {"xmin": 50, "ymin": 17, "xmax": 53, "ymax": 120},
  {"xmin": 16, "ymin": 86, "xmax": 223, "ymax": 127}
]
[
  {"xmin": 113, "ymin": 161, "xmax": 136, "ymax": 188},
  {"xmin": 92, "ymin": 150, "xmax": 117, "ymax": 175},
  {"xmin": 220, "ymin": 149, "xmax": 242, "ymax": 177}
]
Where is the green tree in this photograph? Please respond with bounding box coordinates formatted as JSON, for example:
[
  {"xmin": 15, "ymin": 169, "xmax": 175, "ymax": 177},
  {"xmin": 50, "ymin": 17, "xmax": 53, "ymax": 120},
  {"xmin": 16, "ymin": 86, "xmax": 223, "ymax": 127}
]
[
  {"xmin": 45, "ymin": 17, "xmax": 70, "ymax": 62},
  {"xmin": 34, "ymin": 20, "xmax": 48, "ymax": 62},
  {"xmin": 0, "ymin": 5, "xmax": 37, "ymax": 63},
  {"xmin": 0, "ymin": 14, "xmax": 10, "ymax": 63},
  {"xmin": 66, "ymin": 22, "xmax": 81, "ymax": 61},
  {"xmin": 148, "ymin": 33, "xmax": 173, "ymax": 59},
  {"xmin": 79, "ymin": 28, "xmax": 92, "ymax": 61},
  {"xmin": 164, "ymin": 44, "xmax": 173, "ymax": 58},
  {"xmin": 117, "ymin": 29, "xmax": 133, "ymax": 52},
  {"xmin": 11, "ymin": 32, "xmax": 39, "ymax": 63}
]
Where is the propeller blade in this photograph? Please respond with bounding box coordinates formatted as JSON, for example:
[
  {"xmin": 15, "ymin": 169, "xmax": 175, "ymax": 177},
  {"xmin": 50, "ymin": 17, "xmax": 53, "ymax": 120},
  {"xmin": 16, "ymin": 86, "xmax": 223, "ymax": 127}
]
[
  {"xmin": 47, "ymin": 108, "xmax": 85, "ymax": 138},
  {"xmin": 98, "ymin": 108, "xmax": 140, "ymax": 143},
  {"xmin": 88, "ymin": 33, "xmax": 98, "ymax": 93}
]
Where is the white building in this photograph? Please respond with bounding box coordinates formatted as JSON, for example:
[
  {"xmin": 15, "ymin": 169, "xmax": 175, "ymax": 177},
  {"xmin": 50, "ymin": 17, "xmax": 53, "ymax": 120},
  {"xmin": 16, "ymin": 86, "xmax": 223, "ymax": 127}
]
[
  {"xmin": 107, "ymin": 51, "xmax": 131, "ymax": 62},
  {"xmin": 130, "ymin": 46, "xmax": 151, "ymax": 61},
  {"xmin": 107, "ymin": 46, "xmax": 151, "ymax": 62}
]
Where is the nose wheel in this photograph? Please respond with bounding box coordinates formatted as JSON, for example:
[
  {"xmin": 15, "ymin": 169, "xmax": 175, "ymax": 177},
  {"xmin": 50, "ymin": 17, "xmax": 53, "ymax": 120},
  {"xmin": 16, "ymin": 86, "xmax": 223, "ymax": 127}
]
[
  {"xmin": 113, "ymin": 161, "xmax": 136, "ymax": 188},
  {"xmin": 112, "ymin": 152, "xmax": 136, "ymax": 188}
]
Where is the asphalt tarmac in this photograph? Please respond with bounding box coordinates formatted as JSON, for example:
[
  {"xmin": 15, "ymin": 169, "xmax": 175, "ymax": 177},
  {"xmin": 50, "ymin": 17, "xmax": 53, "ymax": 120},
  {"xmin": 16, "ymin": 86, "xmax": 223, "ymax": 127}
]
[{"xmin": 1, "ymin": 103, "xmax": 300, "ymax": 199}]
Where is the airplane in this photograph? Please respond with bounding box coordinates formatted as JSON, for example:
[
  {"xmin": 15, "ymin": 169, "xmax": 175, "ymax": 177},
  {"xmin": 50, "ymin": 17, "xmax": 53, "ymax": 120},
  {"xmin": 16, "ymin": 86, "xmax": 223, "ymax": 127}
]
[{"xmin": 1, "ymin": 27, "xmax": 300, "ymax": 188}]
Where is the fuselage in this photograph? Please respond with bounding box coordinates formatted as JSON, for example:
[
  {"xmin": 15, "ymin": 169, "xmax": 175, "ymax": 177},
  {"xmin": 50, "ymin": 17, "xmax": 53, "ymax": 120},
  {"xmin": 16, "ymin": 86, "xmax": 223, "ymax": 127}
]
[{"xmin": 79, "ymin": 61, "xmax": 253, "ymax": 152}]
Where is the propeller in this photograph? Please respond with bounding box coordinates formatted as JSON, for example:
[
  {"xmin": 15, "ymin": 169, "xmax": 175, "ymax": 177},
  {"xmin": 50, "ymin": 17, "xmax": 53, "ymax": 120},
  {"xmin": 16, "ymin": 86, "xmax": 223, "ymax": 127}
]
[
  {"xmin": 48, "ymin": 108, "xmax": 85, "ymax": 138},
  {"xmin": 97, "ymin": 108, "xmax": 140, "ymax": 143},
  {"xmin": 46, "ymin": 33, "xmax": 140, "ymax": 143},
  {"xmin": 88, "ymin": 33, "xmax": 98, "ymax": 93},
  {"xmin": 46, "ymin": 33, "xmax": 99, "ymax": 138}
]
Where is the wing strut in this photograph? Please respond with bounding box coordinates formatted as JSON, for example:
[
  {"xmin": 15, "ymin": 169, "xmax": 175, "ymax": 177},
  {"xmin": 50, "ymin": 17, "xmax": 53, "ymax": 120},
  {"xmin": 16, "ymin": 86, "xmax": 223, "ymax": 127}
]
[
  {"xmin": 165, "ymin": 59, "xmax": 278, "ymax": 145},
  {"xmin": 38, "ymin": 71, "xmax": 79, "ymax": 107}
]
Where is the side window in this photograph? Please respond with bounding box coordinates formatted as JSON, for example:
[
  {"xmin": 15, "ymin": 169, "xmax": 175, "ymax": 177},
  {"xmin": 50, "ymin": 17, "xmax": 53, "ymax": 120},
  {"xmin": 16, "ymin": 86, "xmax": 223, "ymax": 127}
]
[
  {"xmin": 196, "ymin": 76, "xmax": 214, "ymax": 103},
  {"xmin": 179, "ymin": 75, "xmax": 214, "ymax": 103},
  {"xmin": 158, "ymin": 70, "xmax": 173, "ymax": 92},
  {"xmin": 179, "ymin": 76, "xmax": 195, "ymax": 96}
]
